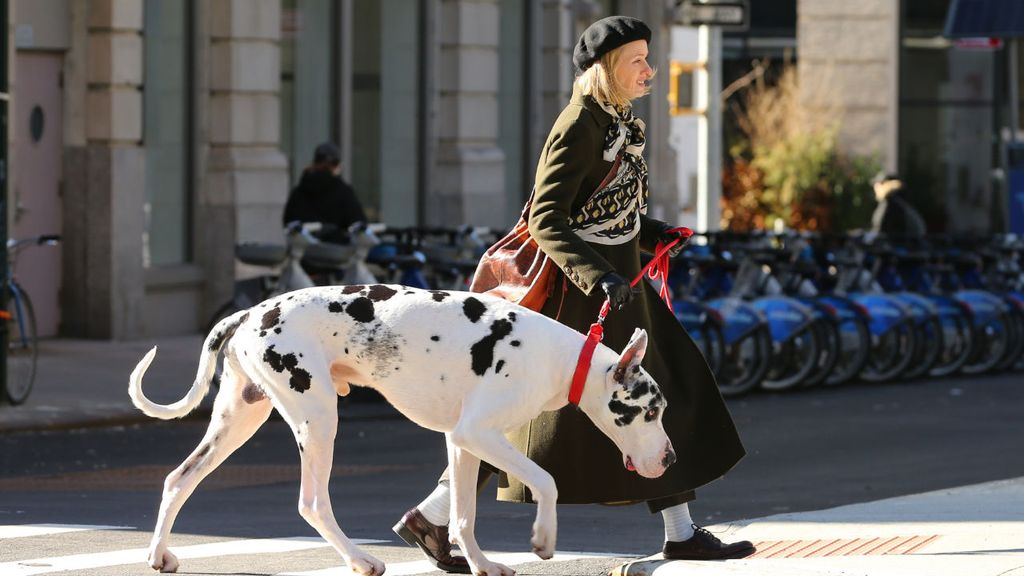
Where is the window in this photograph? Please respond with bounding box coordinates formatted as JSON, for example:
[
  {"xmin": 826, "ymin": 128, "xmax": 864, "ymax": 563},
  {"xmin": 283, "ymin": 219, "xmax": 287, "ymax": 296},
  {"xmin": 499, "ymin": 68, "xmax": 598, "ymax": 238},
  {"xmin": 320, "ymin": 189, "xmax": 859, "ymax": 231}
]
[{"xmin": 143, "ymin": 0, "xmax": 191, "ymax": 266}]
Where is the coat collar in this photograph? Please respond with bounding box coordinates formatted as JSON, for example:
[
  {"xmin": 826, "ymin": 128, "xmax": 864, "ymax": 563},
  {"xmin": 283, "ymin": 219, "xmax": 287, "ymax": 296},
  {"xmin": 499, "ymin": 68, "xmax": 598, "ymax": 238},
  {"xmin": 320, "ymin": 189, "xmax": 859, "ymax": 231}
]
[{"xmin": 570, "ymin": 86, "xmax": 614, "ymax": 128}]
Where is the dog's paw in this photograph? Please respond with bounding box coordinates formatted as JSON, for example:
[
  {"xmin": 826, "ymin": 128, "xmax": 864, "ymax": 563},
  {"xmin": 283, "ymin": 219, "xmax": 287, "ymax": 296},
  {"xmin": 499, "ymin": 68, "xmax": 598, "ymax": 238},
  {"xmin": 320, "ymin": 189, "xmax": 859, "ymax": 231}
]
[
  {"xmin": 530, "ymin": 523, "xmax": 556, "ymax": 560},
  {"xmin": 472, "ymin": 560, "xmax": 516, "ymax": 576},
  {"xmin": 148, "ymin": 549, "xmax": 179, "ymax": 573},
  {"xmin": 347, "ymin": 553, "xmax": 384, "ymax": 576}
]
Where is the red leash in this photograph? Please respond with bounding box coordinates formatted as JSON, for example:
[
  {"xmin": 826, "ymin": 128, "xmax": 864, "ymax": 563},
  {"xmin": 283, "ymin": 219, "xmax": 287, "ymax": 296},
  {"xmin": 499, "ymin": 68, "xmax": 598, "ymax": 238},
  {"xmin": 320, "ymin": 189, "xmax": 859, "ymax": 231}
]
[{"xmin": 568, "ymin": 227, "xmax": 692, "ymax": 405}]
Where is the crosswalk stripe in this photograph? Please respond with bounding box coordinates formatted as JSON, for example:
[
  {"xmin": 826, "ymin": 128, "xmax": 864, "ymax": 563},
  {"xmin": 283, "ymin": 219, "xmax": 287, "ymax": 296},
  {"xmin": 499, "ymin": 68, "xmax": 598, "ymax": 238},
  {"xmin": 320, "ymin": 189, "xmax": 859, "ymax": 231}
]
[
  {"xmin": 1, "ymin": 536, "xmax": 386, "ymax": 576},
  {"xmin": 283, "ymin": 550, "xmax": 631, "ymax": 576},
  {"xmin": 0, "ymin": 524, "xmax": 134, "ymax": 540}
]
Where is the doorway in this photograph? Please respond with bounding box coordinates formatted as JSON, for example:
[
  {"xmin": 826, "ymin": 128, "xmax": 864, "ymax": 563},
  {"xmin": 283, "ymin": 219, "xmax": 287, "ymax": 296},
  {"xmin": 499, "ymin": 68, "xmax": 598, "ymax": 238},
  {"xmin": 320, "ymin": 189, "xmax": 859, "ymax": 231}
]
[{"xmin": 13, "ymin": 52, "xmax": 64, "ymax": 337}]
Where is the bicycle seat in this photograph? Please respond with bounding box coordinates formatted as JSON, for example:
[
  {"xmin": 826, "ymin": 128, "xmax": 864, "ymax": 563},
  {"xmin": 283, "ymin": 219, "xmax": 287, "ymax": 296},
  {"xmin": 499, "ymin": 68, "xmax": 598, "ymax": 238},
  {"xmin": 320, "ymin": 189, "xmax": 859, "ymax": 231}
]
[
  {"xmin": 303, "ymin": 242, "xmax": 357, "ymax": 269},
  {"xmin": 236, "ymin": 243, "xmax": 287, "ymax": 267}
]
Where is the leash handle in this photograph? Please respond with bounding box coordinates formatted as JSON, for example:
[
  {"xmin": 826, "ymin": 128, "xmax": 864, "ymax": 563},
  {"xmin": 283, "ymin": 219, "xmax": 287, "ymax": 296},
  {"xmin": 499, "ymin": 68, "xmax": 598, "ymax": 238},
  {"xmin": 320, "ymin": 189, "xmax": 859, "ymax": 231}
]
[{"xmin": 597, "ymin": 226, "xmax": 693, "ymax": 323}]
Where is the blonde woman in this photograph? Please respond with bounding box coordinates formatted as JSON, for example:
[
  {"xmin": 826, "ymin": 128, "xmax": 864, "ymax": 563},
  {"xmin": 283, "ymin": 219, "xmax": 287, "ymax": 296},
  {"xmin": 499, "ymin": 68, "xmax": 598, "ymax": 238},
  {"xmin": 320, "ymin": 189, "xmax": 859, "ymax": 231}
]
[{"xmin": 394, "ymin": 17, "xmax": 754, "ymax": 572}]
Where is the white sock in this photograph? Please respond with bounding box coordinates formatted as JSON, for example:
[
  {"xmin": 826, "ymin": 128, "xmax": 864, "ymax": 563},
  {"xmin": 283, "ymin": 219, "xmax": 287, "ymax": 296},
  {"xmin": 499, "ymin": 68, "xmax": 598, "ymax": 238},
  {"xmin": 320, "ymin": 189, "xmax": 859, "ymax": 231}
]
[
  {"xmin": 661, "ymin": 503, "xmax": 695, "ymax": 542},
  {"xmin": 417, "ymin": 484, "xmax": 451, "ymax": 526}
]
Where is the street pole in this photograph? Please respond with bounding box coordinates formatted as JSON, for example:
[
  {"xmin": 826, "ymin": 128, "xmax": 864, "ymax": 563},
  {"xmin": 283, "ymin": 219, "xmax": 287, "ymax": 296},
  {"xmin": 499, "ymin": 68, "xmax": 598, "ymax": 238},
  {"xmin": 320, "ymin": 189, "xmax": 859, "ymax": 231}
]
[
  {"xmin": 0, "ymin": 0, "xmax": 8, "ymax": 400},
  {"xmin": 697, "ymin": 24, "xmax": 722, "ymax": 232}
]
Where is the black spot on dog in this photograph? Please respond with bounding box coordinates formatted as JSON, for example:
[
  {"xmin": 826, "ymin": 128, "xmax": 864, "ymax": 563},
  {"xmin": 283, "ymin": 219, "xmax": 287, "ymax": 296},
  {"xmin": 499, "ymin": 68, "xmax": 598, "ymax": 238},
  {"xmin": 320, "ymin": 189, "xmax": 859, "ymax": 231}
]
[
  {"xmin": 298, "ymin": 443, "xmax": 304, "ymax": 453},
  {"xmin": 510, "ymin": 340, "xmax": 521, "ymax": 347},
  {"xmin": 431, "ymin": 335, "xmax": 440, "ymax": 342},
  {"xmin": 609, "ymin": 399, "xmax": 643, "ymax": 426},
  {"xmin": 495, "ymin": 360, "xmax": 505, "ymax": 373},
  {"xmin": 329, "ymin": 301, "xmax": 345, "ymax": 313},
  {"xmin": 333, "ymin": 332, "xmax": 338, "ymax": 337},
  {"xmin": 463, "ymin": 297, "xmax": 486, "ymax": 323},
  {"xmin": 507, "ymin": 311, "xmax": 517, "ymax": 322},
  {"xmin": 629, "ymin": 380, "xmax": 650, "ymax": 399},
  {"xmin": 262, "ymin": 346, "xmax": 312, "ymax": 392},
  {"xmin": 208, "ymin": 312, "xmax": 249, "ymax": 352},
  {"xmin": 367, "ymin": 285, "xmax": 398, "ymax": 302},
  {"xmin": 264, "ymin": 346, "xmax": 286, "ymax": 372},
  {"xmin": 346, "ymin": 297, "xmax": 375, "ymax": 323},
  {"xmin": 261, "ymin": 305, "xmax": 282, "ymax": 332},
  {"xmin": 196, "ymin": 444, "xmax": 211, "ymax": 458},
  {"xmin": 274, "ymin": 328, "xmax": 282, "ymax": 334},
  {"xmin": 342, "ymin": 285, "xmax": 365, "ymax": 295},
  {"xmin": 470, "ymin": 319, "xmax": 513, "ymax": 375},
  {"xmin": 289, "ymin": 367, "xmax": 312, "ymax": 392},
  {"xmin": 431, "ymin": 291, "xmax": 451, "ymax": 302}
]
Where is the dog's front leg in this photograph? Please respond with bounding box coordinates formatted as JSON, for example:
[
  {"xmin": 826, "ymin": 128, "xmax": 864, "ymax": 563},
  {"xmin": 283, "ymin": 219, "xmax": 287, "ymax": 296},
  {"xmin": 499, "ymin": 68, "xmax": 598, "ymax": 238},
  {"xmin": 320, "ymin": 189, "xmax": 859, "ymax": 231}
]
[
  {"xmin": 451, "ymin": 425, "xmax": 558, "ymax": 561},
  {"xmin": 446, "ymin": 433, "xmax": 515, "ymax": 576}
]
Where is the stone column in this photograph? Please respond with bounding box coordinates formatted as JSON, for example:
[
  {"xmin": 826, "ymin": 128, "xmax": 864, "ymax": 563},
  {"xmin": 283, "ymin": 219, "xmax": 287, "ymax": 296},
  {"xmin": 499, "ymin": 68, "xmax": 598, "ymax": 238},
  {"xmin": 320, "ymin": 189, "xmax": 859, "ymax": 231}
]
[
  {"xmin": 431, "ymin": 0, "xmax": 506, "ymax": 228},
  {"xmin": 539, "ymin": 0, "xmax": 573, "ymax": 131},
  {"xmin": 201, "ymin": 0, "xmax": 287, "ymax": 315},
  {"xmin": 62, "ymin": 0, "xmax": 146, "ymax": 339},
  {"xmin": 797, "ymin": 0, "xmax": 899, "ymax": 170}
]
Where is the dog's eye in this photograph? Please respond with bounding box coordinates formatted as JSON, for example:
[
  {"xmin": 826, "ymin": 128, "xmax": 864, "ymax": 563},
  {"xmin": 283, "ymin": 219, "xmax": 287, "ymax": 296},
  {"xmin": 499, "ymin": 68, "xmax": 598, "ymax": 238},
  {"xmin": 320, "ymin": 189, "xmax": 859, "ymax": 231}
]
[{"xmin": 645, "ymin": 408, "xmax": 658, "ymax": 422}]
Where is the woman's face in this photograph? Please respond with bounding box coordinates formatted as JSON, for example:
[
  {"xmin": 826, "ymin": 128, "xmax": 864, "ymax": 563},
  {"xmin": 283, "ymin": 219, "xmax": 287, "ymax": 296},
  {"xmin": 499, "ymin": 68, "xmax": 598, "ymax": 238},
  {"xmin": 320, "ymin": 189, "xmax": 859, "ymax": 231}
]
[{"xmin": 613, "ymin": 40, "xmax": 653, "ymax": 101}]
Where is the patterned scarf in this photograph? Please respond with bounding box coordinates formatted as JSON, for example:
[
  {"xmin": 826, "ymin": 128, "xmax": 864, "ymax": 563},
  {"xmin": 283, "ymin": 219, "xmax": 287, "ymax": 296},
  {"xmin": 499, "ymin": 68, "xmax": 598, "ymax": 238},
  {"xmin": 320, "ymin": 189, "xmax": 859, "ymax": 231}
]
[{"xmin": 570, "ymin": 101, "xmax": 649, "ymax": 245}]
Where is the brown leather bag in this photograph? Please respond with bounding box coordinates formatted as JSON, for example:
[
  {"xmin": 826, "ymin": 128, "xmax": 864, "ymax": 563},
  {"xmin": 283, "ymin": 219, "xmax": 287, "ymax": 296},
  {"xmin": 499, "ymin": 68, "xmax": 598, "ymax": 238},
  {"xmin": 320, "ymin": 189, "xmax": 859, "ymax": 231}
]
[{"xmin": 470, "ymin": 156, "xmax": 621, "ymax": 311}]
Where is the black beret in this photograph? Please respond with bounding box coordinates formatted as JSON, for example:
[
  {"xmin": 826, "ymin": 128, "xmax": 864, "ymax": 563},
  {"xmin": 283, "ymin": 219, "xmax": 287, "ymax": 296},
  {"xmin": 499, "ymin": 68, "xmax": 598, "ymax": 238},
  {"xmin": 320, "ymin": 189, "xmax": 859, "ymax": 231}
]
[{"xmin": 573, "ymin": 16, "xmax": 652, "ymax": 72}]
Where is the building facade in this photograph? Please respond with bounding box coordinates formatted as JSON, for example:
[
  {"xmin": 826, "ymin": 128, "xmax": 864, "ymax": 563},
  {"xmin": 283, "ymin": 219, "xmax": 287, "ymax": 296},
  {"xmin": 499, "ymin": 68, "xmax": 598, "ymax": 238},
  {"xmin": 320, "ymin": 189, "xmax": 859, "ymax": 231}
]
[{"xmin": 6, "ymin": 0, "xmax": 1016, "ymax": 340}]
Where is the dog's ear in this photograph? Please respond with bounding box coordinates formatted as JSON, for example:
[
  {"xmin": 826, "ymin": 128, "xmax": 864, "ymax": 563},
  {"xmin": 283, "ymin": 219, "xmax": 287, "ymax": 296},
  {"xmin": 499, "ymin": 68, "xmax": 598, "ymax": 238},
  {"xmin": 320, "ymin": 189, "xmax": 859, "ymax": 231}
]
[{"xmin": 613, "ymin": 328, "xmax": 648, "ymax": 383}]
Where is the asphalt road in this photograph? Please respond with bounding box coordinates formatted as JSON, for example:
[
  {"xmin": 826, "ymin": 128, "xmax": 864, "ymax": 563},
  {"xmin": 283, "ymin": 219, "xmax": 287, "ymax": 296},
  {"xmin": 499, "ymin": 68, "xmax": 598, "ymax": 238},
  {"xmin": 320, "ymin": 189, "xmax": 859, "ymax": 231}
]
[{"xmin": 2, "ymin": 371, "xmax": 1022, "ymax": 575}]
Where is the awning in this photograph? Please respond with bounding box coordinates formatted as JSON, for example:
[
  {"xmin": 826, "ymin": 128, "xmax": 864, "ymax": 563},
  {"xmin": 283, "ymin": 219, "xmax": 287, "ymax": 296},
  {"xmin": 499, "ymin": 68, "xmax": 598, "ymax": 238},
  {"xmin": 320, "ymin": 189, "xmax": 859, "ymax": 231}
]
[{"xmin": 945, "ymin": 0, "xmax": 1024, "ymax": 38}]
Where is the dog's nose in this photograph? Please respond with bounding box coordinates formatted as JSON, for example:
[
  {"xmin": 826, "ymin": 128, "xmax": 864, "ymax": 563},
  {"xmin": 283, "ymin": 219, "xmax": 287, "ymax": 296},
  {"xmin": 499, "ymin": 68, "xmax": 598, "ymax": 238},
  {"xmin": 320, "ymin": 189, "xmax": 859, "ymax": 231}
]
[{"xmin": 662, "ymin": 447, "xmax": 676, "ymax": 468}]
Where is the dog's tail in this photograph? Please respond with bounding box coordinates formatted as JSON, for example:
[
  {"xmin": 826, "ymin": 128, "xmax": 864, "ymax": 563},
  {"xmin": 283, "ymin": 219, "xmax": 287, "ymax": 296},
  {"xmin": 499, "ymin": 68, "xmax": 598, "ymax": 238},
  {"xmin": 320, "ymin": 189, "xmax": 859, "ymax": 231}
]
[{"xmin": 128, "ymin": 309, "xmax": 250, "ymax": 419}]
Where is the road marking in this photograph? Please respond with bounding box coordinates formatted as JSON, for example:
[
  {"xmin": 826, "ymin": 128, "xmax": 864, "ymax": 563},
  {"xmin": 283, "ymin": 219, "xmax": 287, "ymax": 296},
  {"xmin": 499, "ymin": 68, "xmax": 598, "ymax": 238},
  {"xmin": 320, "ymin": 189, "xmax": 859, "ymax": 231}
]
[
  {"xmin": 283, "ymin": 550, "xmax": 630, "ymax": 576},
  {"xmin": 0, "ymin": 524, "xmax": 134, "ymax": 539},
  {"xmin": 1, "ymin": 536, "xmax": 386, "ymax": 576}
]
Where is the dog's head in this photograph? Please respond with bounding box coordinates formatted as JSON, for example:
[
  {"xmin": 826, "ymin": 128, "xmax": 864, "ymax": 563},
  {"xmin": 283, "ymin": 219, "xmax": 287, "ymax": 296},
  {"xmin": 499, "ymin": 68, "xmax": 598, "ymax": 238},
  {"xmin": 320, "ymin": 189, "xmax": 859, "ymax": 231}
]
[{"xmin": 584, "ymin": 328, "xmax": 675, "ymax": 479}]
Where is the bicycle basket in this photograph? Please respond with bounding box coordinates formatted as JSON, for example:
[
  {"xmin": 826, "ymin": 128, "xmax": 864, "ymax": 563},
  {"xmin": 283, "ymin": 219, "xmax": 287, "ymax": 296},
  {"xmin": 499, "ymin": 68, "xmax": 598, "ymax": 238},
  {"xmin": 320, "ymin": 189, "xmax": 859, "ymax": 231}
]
[
  {"xmin": 236, "ymin": 243, "xmax": 287, "ymax": 267},
  {"xmin": 302, "ymin": 241, "xmax": 356, "ymax": 269}
]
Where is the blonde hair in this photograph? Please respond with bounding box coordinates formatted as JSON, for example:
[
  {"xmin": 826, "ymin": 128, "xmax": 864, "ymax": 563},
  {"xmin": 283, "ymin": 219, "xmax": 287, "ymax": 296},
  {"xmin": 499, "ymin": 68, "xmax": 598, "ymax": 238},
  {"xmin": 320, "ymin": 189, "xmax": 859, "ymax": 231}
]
[{"xmin": 574, "ymin": 44, "xmax": 655, "ymax": 109}]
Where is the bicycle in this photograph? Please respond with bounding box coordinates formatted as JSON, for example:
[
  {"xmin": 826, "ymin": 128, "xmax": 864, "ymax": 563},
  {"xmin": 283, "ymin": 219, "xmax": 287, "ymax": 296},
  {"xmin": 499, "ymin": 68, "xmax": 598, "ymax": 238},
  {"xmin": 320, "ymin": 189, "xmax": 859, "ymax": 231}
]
[
  {"xmin": 205, "ymin": 221, "xmax": 380, "ymax": 332},
  {"xmin": 2, "ymin": 234, "xmax": 61, "ymax": 405}
]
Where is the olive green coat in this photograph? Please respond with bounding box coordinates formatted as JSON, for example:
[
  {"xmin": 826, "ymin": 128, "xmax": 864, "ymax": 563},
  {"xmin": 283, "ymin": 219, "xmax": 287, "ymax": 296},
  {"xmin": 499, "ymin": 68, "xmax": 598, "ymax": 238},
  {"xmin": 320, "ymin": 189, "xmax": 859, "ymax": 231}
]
[{"xmin": 495, "ymin": 89, "xmax": 746, "ymax": 505}]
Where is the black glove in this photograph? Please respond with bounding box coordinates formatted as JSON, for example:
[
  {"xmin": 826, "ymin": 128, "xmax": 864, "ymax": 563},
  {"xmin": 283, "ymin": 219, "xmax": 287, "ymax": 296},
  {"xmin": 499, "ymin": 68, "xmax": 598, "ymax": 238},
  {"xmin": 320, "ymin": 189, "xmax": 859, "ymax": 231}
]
[
  {"xmin": 657, "ymin": 225, "xmax": 690, "ymax": 258},
  {"xmin": 599, "ymin": 272, "xmax": 634, "ymax": 311}
]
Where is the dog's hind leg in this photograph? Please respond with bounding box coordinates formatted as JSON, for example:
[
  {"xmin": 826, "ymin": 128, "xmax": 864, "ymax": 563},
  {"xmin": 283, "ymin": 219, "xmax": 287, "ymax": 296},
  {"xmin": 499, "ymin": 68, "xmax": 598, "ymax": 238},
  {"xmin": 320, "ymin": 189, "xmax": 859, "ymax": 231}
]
[
  {"xmin": 446, "ymin": 434, "xmax": 516, "ymax": 576},
  {"xmin": 146, "ymin": 356, "xmax": 272, "ymax": 573},
  {"xmin": 279, "ymin": 373, "xmax": 384, "ymax": 576}
]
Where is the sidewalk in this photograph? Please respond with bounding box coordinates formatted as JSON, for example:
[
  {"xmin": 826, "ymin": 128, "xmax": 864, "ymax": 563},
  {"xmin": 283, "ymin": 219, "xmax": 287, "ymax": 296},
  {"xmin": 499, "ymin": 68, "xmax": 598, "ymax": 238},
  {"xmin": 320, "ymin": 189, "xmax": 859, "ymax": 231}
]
[
  {"xmin": 3, "ymin": 338, "xmax": 1022, "ymax": 576},
  {"xmin": 612, "ymin": 477, "xmax": 1024, "ymax": 576},
  {"xmin": 0, "ymin": 335, "xmax": 400, "ymax": 434}
]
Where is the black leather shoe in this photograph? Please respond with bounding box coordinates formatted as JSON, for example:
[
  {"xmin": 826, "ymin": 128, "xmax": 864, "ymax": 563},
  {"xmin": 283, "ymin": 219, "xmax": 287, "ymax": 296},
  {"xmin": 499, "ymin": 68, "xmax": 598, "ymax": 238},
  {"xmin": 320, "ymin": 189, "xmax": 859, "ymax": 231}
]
[
  {"xmin": 662, "ymin": 525, "xmax": 756, "ymax": 560},
  {"xmin": 393, "ymin": 508, "xmax": 472, "ymax": 574}
]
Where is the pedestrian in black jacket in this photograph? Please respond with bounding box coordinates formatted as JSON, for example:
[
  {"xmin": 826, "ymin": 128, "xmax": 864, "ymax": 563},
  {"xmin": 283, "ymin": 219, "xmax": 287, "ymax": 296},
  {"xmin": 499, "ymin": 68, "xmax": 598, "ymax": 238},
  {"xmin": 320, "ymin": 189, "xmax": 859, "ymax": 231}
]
[
  {"xmin": 871, "ymin": 172, "xmax": 926, "ymax": 239},
  {"xmin": 283, "ymin": 142, "xmax": 367, "ymax": 243}
]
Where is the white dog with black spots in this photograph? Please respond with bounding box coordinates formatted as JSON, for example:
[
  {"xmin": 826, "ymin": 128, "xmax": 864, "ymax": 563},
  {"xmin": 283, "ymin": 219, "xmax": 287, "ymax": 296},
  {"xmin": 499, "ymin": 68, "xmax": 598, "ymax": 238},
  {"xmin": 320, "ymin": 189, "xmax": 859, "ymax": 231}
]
[{"xmin": 129, "ymin": 284, "xmax": 675, "ymax": 576}]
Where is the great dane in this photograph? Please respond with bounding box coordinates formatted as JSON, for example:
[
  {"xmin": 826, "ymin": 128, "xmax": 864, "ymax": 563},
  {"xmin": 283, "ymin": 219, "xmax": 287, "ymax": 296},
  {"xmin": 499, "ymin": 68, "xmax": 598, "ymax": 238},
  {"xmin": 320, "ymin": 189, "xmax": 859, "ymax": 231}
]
[{"xmin": 129, "ymin": 284, "xmax": 675, "ymax": 576}]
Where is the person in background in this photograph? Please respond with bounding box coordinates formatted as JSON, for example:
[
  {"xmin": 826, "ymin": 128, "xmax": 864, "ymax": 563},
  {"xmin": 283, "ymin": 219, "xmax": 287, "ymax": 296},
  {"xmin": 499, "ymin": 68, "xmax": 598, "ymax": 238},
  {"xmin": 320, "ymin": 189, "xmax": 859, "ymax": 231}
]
[
  {"xmin": 283, "ymin": 142, "xmax": 367, "ymax": 244},
  {"xmin": 392, "ymin": 16, "xmax": 754, "ymax": 574},
  {"xmin": 871, "ymin": 172, "xmax": 926, "ymax": 239}
]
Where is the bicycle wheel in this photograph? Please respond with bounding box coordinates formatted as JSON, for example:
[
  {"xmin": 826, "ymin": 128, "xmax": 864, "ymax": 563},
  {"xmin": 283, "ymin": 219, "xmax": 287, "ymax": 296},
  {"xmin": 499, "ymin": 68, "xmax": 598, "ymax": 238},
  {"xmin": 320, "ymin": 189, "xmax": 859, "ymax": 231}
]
[
  {"xmin": 761, "ymin": 323, "xmax": 821, "ymax": 391},
  {"xmin": 993, "ymin": 309, "xmax": 1024, "ymax": 372},
  {"xmin": 860, "ymin": 320, "xmax": 916, "ymax": 383},
  {"xmin": 961, "ymin": 313, "xmax": 1011, "ymax": 375},
  {"xmin": 824, "ymin": 315, "xmax": 870, "ymax": 387},
  {"xmin": 928, "ymin": 310, "xmax": 974, "ymax": 378},
  {"xmin": 801, "ymin": 318, "xmax": 839, "ymax": 388},
  {"xmin": 716, "ymin": 326, "xmax": 771, "ymax": 397},
  {"xmin": 902, "ymin": 315, "xmax": 943, "ymax": 381},
  {"xmin": 4, "ymin": 283, "xmax": 38, "ymax": 405}
]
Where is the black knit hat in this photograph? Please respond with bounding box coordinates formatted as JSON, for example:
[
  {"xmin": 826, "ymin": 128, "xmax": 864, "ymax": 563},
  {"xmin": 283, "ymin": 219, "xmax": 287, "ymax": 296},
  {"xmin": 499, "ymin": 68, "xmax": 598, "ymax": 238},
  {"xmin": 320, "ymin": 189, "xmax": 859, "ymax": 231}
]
[
  {"xmin": 573, "ymin": 16, "xmax": 652, "ymax": 72},
  {"xmin": 313, "ymin": 142, "xmax": 341, "ymax": 165}
]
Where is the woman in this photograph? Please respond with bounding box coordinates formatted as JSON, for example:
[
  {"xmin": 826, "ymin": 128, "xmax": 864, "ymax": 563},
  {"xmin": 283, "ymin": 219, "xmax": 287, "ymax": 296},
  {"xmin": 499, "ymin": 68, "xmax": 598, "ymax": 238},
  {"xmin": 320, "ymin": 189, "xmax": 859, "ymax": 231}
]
[{"xmin": 394, "ymin": 17, "xmax": 753, "ymax": 573}]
